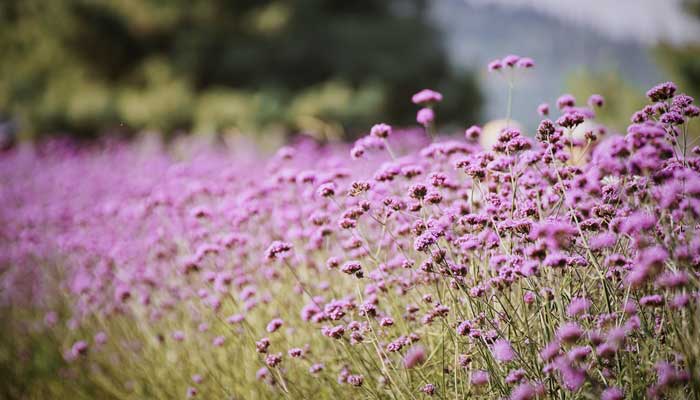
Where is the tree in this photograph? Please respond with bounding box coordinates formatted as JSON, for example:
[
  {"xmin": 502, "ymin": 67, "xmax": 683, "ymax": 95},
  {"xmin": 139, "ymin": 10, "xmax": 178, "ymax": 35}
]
[{"xmin": 0, "ymin": 0, "xmax": 481, "ymax": 139}]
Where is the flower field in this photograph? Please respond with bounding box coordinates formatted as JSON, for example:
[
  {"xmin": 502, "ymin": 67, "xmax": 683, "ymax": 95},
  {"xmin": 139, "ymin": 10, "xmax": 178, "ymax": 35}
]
[{"xmin": 1, "ymin": 57, "xmax": 700, "ymax": 399}]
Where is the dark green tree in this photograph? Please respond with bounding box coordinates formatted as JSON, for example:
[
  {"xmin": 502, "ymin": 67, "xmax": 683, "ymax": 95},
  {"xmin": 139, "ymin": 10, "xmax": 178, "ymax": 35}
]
[{"xmin": 0, "ymin": 0, "xmax": 481, "ymax": 139}]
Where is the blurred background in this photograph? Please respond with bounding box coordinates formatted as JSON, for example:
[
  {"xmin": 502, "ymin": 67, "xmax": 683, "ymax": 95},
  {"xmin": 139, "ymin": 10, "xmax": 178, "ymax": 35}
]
[{"xmin": 1, "ymin": 0, "xmax": 699, "ymax": 144}]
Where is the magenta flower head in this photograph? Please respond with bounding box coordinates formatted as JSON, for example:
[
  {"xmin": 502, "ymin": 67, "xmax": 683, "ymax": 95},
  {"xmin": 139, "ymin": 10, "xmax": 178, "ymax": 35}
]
[
  {"xmin": 471, "ymin": 370, "xmax": 490, "ymax": 386},
  {"xmin": 370, "ymin": 123, "xmax": 392, "ymax": 139},
  {"xmin": 288, "ymin": 347, "xmax": 303, "ymax": 358},
  {"xmin": 660, "ymin": 111, "xmax": 685, "ymax": 125},
  {"xmin": 566, "ymin": 297, "xmax": 591, "ymax": 317},
  {"xmin": 256, "ymin": 367, "xmax": 269, "ymax": 380},
  {"xmin": 646, "ymin": 81, "xmax": 677, "ymax": 102},
  {"xmin": 256, "ymin": 337, "xmax": 270, "ymax": 353},
  {"xmin": 404, "ymin": 345, "xmax": 427, "ymax": 368},
  {"xmin": 601, "ymin": 387, "xmax": 624, "ymax": 400},
  {"xmin": 537, "ymin": 103, "xmax": 550, "ymax": 116},
  {"xmin": 556, "ymin": 111, "xmax": 585, "ymax": 129},
  {"xmin": 510, "ymin": 382, "xmax": 542, "ymax": 400},
  {"xmin": 421, "ymin": 383, "xmax": 436, "ymax": 395},
  {"xmin": 71, "ymin": 340, "xmax": 88, "ymax": 357},
  {"xmin": 265, "ymin": 241, "xmax": 293, "ymax": 260},
  {"xmin": 347, "ymin": 374, "xmax": 364, "ymax": 387},
  {"xmin": 266, "ymin": 318, "xmax": 284, "ymax": 333},
  {"xmin": 94, "ymin": 331, "xmax": 108, "ymax": 345},
  {"xmin": 588, "ymin": 94, "xmax": 605, "ymax": 108},
  {"xmin": 502, "ymin": 54, "xmax": 520, "ymax": 67},
  {"xmin": 317, "ymin": 182, "xmax": 337, "ymax": 198},
  {"xmin": 557, "ymin": 322, "xmax": 583, "ymax": 344},
  {"xmin": 516, "ymin": 57, "xmax": 534, "ymax": 68},
  {"xmin": 465, "ymin": 125, "xmax": 481, "ymax": 140},
  {"xmin": 341, "ymin": 261, "xmax": 362, "ymax": 275},
  {"xmin": 491, "ymin": 339, "xmax": 515, "ymax": 363},
  {"xmin": 540, "ymin": 340, "xmax": 560, "ymax": 361},
  {"xmin": 412, "ymin": 89, "xmax": 443, "ymax": 105},
  {"xmin": 265, "ymin": 353, "xmax": 282, "ymax": 368},
  {"xmin": 417, "ymin": 108, "xmax": 435, "ymax": 127},
  {"xmin": 488, "ymin": 59, "xmax": 503, "ymax": 71},
  {"xmin": 309, "ymin": 363, "xmax": 324, "ymax": 374},
  {"xmin": 555, "ymin": 357, "xmax": 586, "ymax": 391},
  {"xmin": 556, "ymin": 94, "xmax": 576, "ymax": 110}
]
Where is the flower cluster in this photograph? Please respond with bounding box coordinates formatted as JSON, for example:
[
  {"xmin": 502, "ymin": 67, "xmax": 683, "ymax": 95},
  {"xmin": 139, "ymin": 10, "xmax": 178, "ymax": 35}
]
[{"xmin": 1, "ymin": 66, "xmax": 699, "ymax": 400}]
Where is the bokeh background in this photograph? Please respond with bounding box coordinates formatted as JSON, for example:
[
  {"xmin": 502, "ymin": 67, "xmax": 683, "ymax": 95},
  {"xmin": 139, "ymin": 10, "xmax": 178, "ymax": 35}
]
[{"xmin": 1, "ymin": 0, "xmax": 699, "ymax": 144}]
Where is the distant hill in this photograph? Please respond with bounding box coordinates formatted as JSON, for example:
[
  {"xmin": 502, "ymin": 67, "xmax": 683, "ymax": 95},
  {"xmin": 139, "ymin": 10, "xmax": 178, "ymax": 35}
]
[{"xmin": 429, "ymin": 0, "xmax": 664, "ymax": 129}]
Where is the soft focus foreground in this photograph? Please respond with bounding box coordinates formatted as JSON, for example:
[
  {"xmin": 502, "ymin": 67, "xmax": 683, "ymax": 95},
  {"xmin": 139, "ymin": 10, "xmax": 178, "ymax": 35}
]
[{"xmin": 2, "ymin": 71, "xmax": 700, "ymax": 400}]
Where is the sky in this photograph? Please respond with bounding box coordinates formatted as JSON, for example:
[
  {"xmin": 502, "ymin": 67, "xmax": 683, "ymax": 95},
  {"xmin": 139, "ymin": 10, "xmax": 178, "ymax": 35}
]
[{"xmin": 462, "ymin": 0, "xmax": 700, "ymax": 45}]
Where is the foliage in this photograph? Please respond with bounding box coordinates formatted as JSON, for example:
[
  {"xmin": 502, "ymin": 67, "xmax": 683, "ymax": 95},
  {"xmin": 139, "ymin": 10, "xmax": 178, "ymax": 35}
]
[{"xmin": 0, "ymin": 0, "xmax": 481, "ymax": 139}]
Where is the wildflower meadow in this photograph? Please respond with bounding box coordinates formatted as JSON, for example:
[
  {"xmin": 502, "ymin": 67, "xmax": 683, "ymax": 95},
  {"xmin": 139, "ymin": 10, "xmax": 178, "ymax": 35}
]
[{"xmin": 2, "ymin": 56, "xmax": 700, "ymax": 399}]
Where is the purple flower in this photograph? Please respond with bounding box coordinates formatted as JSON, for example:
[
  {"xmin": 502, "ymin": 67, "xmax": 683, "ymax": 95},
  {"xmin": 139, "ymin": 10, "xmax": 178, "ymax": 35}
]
[
  {"xmin": 412, "ymin": 89, "xmax": 443, "ymax": 105},
  {"xmin": 94, "ymin": 331, "xmax": 108, "ymax": 345},
  {"xmin": 309, "ymin": 363, "xmax": 324, "ymax": 374},
  {"xmin": 556, "ymin": 94, "xmax": 576, "ymax": 110},
  {"xmin": 266, "ymin": 318, "xmax": 284, "ymax": 333},
  {"xmin": 347, "ymin": 374, "xmax": 364, "ymax": 387},
  {"xmin": 601, "ymin": 387, "xmax": 624, "ymax": 400},
  {"xmin": 471, "ymin": 370, "xmax": 490, "ymax": 386},
  {"xmin": 370, "ymin": 123, "xmax": 392, "ymax": 138},
  {"xmin": 404, "ymin": 345, "xmax": 427, "ymax": 368},
  {"xmin": 171, "ymin": 331, "xmax": 185, "ymax": 342},
  {"xmin": 317, "ymin": 182, "xmax": 337, "ymax": 198},
  {"xmin": 488, "ymin": 59, "xmax": 503, "ymax": 71},
  {"xmin": 646, "ymin": 81, "xmax": 677, "ymax": 102},
  {"xmin": 670, "ymin": 293, "xmax": 690, "ymax": 309},
  {"xmin": 510, "ymin": 382, "xmax": 541, "ymax": 400},
  {"xmin": 417, "ymin": 108, "xmax": 435, "ymax": 127},
  {"xmin": 71, "ymin": 340, "xmax": 88, "ymax": 357},
  {"xmin": 660, "ymin": 111, "xmax": 685, "ymax": 125},
  {"xmin": 537, "ymin": 103, "xmax": 550, "ymax": 116},
  {"xmin": 516, "ymin": 57, "xmax": 535, "ymax": 68},
  {"xmin": 588, "ymin": 94, "xmax": 604, "ymax": 108},
  {"xmin": 265, "ymin": 352, "xmax": 282, "ymax": 368},
  {"xmin": 465, "ymin": 125, "xmax": 481, "ymax": 140},
  {"xmin": 421, "ymin": 383, "xmax": 436, "ymax": 395},
  {"xmin": 540, "ymin": 341, "xmax": 560, "ymax": 361},
  {"xmin": 340, "ymin": 261, "xmax": 362, "ymax": 275},
  {"xmin": 256, "ymin": 337, "xmax": 270, "ymax": 353},
  {"xmin": 555, "ymin": 357, "xmax": 586, "ymax": 391},
  {"xmin": 556, "ymin": 111, "xmax": 585, "ymax": 129},
  {"xmin": 640, "ymin": 294, "xmax": 664, "ymax": 307},
  {"xmin": 505, "ymin": 368, "xmax": 526, "ymax": 384},
  {"xmin": 567, "ymin": 346, "xmax": 591, "ymax": 361},
  {"xmin": 502, "ymin": 54, "xmax": 520, "ymax": 67},
  {"xmin": 212, "ymin": 336, "xmax": 225, "ymax": 347},
  {"xmin": 256, "ymin": 367, "xmax": 269, "ymax": 380},
  {"xmin": 566, "ymin": 297, "xmax": 591, "ymax": 317},
  {"xmin": 556, "ymin": 323, "xmax": 583, "ymax": 344},
  {"xmin": 414, "ymin": 231, "xmax": 437, "ymax": 252},
  {"xmin": 491, "ymin": 339, "xmax": 515, "ymax": 363},
  {"xmin": 288, "ymin": 347, "xmax": 303, "ymax": 357},
  {"xmin": 265, "ymin": 241, "xmax": 293, "ymax": 260}
]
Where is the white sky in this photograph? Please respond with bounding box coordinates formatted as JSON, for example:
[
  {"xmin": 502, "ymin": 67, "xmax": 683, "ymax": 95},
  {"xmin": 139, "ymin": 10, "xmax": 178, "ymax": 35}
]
[{"xmin": 463, "ymin": 0, "xmax": 700, "ymax": 45}]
